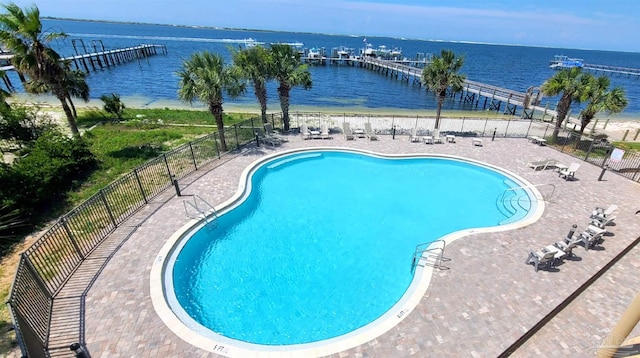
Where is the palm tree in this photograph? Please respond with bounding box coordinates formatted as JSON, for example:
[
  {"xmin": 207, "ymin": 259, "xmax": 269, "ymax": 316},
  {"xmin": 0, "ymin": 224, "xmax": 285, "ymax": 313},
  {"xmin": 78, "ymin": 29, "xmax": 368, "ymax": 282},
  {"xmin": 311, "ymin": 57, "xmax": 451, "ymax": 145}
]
[
  {"xmin": 177, "ymin": 51, "xmax": 245, "ymax": 152},
  {"xmin": 25, "ymin": 63, "xmax": 90, "ymax": 120},
  {"xmin": 0, "ymin": 3, "xmax": 85, "ymax": 137},
  {"xmin": 578, "ymin": 75, "xmax": 628, "ymax": 133},
  {"xmin": 421, "ymin": 50, "xmax": 466, "ymax": 129},
  {"xmin": 231, "ymin": 45, "xmax": 272, "ymax": 123},
  {"xmin": 269, "ymin": 44, "xmax": 312, "ymax": 131},
  {"xmin": 540, "ymin": 67, "xmax": 586, "ymax": 141}
]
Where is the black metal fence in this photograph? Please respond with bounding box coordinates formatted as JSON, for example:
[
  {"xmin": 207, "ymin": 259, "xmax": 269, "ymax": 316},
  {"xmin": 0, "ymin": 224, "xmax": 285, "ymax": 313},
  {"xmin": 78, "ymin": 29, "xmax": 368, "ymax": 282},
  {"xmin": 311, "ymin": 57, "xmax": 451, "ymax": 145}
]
[
  {"xmin": 8, "ymin": 112, "xmax": 640, "ymax": 357},
  {"xmin": 8, "ymin": 117, "xmax": 261, "ymax": 358}
]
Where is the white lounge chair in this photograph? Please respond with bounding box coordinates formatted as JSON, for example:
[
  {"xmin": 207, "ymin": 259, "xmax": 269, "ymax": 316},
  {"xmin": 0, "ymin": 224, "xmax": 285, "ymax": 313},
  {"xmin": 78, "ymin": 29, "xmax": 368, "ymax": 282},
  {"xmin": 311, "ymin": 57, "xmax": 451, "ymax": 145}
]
[
  {"xmin": 526, "ymin": 159, "xmax": 558, "ymax": 171},
  {"xmin": 525, "ymin": 249, "xmax": 556, "ymax": 272},
  {"xmin": 320, "ymin": 123, "xmax": 332, "ymax": 139},
  {"xmin": 578, "ymin": 229, "xmax": 604, "ymax": 251},
  {"xmin": 554, "ymin": 235, "xmax": 581, "ymax": 258},
  {"xmin": 364, "ymin": 123, "xmax": 378, "ymax": 141},
  {"xmin": 409, "ymin": 127, "xmax": 420, "ymax": 142},
  {"xmin": 591, "ymin": 204, "xmax": 618, "ymax": 221},
  {"xmin": 559, "ymin": 163, "xmax": 580, "ymax": 180},
  {"xmin": 433, "ymin": 129, "xmax": 444, "ymax": 144},
  {"xmin": 591, "ymin": 215, "xmax": 616, "ymax": 229},
  {"xmin": 300, "ymin": 124, "xmax": 311, "ymax": 140},
  {"xmin": 342, "ymin": 122, "xmax": 355, "ymax": 140}
]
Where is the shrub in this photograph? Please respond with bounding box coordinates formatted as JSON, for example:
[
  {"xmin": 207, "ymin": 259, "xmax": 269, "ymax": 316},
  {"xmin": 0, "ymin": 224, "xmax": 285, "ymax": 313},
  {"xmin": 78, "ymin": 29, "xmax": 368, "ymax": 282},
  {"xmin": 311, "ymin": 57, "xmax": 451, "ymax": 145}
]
[
  {"xmin": 100, "ymin": 93, "xmax": 126, "ymax": 120},
  {"xmin": 1, "ymin": 131, "xmax": 97, "ymax": 213}
]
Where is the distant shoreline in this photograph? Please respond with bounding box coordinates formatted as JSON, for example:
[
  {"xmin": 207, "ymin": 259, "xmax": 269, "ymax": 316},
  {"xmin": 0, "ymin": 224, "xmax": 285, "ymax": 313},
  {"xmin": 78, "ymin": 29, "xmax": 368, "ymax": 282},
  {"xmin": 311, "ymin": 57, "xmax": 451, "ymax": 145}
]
[{"xmin": 9, "ymin": 93, "xmax": 640, "ymax": 121}]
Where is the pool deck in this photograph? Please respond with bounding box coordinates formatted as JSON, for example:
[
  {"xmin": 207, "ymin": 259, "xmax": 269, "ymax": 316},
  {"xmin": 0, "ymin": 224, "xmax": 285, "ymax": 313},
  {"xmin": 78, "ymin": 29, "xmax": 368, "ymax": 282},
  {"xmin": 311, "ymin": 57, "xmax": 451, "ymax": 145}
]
[{"xmin": 63, "ymin": 133, "xmax": 640, "ymax": 357}]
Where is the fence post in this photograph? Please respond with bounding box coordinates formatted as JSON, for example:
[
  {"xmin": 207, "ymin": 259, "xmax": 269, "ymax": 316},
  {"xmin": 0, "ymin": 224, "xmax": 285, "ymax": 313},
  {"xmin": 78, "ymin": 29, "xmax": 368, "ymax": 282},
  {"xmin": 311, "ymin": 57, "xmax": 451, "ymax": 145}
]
[
  {"xmin": 233, "ymin": 125, "xmax": 240, "ymax": 151},
  {"xmin": 99, "ymin": 190, "xmax": 117, "ymax": 227},
  {"xmin": 133, "ymin": 168, "xmax": 148, "ymax": 204},
  {"xmin": 61, "ymin": 218, "xmax": 85, "ymax": 260},
  {"xmin": 163, "ymin": 153, "xmax": 173, "ymax": 180},
  {"xmin": 213, "ymin": 133, "xmax": 220, "ymax": 159},
  {"xmin": 189, "ymin": 143, "xmax": 197, "ymax": 170},
  {"xmin": 622, "ymin": 130, "xmax": 630, "ymax": 141},
  {"xmin": 525, "ymin": 119, "xmax": 533, "ymax": 138}
]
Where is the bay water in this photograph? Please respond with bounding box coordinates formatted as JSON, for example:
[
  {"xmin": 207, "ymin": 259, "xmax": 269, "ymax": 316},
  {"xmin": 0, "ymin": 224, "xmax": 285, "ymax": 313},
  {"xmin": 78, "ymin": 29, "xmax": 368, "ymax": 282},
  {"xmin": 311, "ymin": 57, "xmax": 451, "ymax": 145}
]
[{"xmin": 8, "ymin": 18, "xmax": 640, "ymax": 118}]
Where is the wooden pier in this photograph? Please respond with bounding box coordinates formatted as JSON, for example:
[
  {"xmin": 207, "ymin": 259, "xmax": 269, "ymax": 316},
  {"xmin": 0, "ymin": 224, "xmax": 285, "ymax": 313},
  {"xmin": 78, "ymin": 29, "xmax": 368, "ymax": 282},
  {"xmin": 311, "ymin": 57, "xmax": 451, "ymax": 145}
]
[
  {"xmin": 0, "ymin": 43, "xmax": 167, "ymax": 90},
  {"xmin": 582, "ymin": 63, "xmax": 640, "ymax": 78}
]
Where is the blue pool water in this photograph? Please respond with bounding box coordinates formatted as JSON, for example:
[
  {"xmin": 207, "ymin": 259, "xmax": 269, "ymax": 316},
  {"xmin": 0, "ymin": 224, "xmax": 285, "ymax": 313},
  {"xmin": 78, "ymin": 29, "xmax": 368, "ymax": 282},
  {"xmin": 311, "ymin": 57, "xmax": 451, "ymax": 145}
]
[{"xmin": 170, "ymin": 150, "xmax": 531, "ymax": 345}]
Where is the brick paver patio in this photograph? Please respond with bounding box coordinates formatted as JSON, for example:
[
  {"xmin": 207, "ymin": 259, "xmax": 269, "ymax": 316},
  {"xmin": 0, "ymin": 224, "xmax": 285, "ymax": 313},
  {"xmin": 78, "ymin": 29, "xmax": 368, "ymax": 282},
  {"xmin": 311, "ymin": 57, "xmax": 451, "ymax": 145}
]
[{"xmin": 49, "ymin": 133, "xmax": 640, "ymax": 357}]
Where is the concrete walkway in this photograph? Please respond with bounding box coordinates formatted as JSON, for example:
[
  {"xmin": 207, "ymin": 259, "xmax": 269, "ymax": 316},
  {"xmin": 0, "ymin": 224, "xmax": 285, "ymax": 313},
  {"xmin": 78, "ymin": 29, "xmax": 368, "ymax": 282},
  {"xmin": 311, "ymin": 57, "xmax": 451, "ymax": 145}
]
[{"xmin": 70, "ymin": 133, "xmax": 640, "ymax": 357}]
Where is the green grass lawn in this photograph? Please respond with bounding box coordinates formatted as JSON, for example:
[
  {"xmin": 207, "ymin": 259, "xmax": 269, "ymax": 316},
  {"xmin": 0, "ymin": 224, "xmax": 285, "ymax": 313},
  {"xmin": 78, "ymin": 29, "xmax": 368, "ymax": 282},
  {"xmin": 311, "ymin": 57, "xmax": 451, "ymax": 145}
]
[{"xmin": 70, "ymin": 109, "xmax": 256, "ymax": 204}]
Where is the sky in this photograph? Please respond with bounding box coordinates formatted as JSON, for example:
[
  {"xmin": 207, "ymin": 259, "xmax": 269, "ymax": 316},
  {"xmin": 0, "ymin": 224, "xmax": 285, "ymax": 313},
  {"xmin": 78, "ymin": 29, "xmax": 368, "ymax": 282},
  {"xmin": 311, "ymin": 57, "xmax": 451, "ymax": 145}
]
[{"xmin": 8, "ymin": 0, "xmax": 640, "ymax": 52}]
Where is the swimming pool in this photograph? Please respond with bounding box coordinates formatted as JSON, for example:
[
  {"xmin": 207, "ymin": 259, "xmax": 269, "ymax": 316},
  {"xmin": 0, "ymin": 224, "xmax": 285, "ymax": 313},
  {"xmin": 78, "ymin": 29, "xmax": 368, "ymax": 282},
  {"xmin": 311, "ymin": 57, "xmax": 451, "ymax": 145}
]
[{"xmin": 152, "ymin": 149, "xmax": 542, "ymax": 356}]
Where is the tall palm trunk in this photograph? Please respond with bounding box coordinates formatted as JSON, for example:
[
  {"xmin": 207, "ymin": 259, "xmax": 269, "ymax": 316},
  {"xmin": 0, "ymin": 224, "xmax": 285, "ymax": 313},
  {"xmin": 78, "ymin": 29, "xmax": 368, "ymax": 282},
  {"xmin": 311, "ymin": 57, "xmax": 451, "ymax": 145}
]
[
  {"xmin": 209, "ymin": 102, "xmax": 227, "ymax": 152},
  {"xmin": 435, "ymin": 95, "xmax": 445, "ymax": 129},
  {"xmin": 254, "ymin": 81, "xmax": 268, "ymax": 123},
  {"xmin": 66, "ymin": 95, "xmax": 77, "ymax": 119},
  {"xmin": 553, "ymin": 93, "xmax": 572, "ymax": 141},
  {"xmin": 56, "ymin": 93, "xmax": 79, "ymax": 137},
  {"xmin": 278, "ymin": 84, "xmax": 291, "ymax": 131}
]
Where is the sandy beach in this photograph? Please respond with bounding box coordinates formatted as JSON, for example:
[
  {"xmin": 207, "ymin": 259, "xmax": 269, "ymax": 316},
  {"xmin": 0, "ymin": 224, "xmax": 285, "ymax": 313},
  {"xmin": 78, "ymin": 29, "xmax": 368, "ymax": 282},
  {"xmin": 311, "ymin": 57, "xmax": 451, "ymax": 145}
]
[{"xmin": 7, "ymin": 93, "xmax": 640, "ymax": 142}]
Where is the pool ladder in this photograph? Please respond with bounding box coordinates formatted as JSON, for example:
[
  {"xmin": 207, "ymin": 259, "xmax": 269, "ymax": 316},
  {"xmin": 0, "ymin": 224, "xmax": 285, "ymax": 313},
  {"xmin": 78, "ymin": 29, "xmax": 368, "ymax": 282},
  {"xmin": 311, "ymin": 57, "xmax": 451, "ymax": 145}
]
[
  {"xmin": 183, "ymin": 194, "xmax": 218, "ymax": 227},
  {"xmin": 411, "ymin": 240, "xmax": 450, "ymax": 272}
]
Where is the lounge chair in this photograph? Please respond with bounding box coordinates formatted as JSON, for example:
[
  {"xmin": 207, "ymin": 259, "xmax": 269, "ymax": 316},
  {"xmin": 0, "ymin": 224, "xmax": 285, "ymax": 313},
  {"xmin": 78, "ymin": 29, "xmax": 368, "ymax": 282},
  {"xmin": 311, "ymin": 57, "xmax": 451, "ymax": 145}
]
[
  {"xmin": 300, "ymin": 124, "xmax": 312, "ymax": 140},
  {"xmin": 423, "ymin": 133, "xmax": 434, "ymax": 144},
  {"xmin": 254, "ymin": 128, "xmax": 282, "ymax": 146},
  {"xmin": 472, "ymin": 138, "xmax": 483, "ymax": 146},
  {"xmin": 578, "ymin": 229, "xmax": 604, "ymax": 251},
  {"xmin": 590, "ymin": 215, "xmax": 616, "ymax": 229},
  {"xmin": 554, "ymin": 235, "xmax": 581, "ymax": 258},
  {"xmin": 432, "ymin": 129, "xmax": 443, "ymax": 144},
  {"xmin": 364, "ymin": 123, "xmax": 378, "ymax": 141},
  {"xmin": 526, "ymin": 159, "xmax": 558, "ymax": 171},
  {"xmin": 320, "ymin": 123, "xmax": 332, "ymax": 139},
  {"xmin": 525, "ymin": 249, "xmax": 556, "ymax": 272},
  {"xmin": 559, "ymin": 163, "xmax": 580, "ymax": 180},
  {"xmin": 409, "ymin": 127, "xmax": 420, "ymax": 142},
  {"xmin": 343, "ymin": 122, "xmax": 355, "ymax": 140},
  {"xmin": 591, "ymin": 204, "xmax": 618, "ymax": 221},
  {"xmin": 264, "ymin": 123, "xmax": 289, "ymax": 142},
  {"xmin": 528, "ymin": 135, "xmax": 547, "ymax": 145}
]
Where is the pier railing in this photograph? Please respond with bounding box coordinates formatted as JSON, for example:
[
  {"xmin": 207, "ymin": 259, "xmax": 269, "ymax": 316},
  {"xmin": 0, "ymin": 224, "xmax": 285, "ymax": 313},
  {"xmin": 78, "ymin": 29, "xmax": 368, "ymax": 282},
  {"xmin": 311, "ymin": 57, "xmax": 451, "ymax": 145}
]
[{"xmin": 8, "ymin": 116, "xmax": 262, "ymax": 358}]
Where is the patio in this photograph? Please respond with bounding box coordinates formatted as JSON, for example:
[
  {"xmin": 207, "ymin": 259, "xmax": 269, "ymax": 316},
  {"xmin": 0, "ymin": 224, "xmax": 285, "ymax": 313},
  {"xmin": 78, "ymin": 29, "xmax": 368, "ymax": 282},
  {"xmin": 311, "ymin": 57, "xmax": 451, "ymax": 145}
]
[{"xmin": 75, "ymin": 133, "xmax": 640, "ymax": 357}]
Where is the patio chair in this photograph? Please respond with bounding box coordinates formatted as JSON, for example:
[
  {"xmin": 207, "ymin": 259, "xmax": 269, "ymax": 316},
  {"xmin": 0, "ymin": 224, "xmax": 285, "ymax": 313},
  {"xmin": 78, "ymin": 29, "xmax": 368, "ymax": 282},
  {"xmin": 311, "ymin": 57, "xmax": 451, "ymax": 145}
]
[
  {"xmin": 342, "ymin": 122, "xmax": 355, "ymax": 140},
  {"xmin": 525, "ymin": 249, "xmax": 556, "ymax": 272},
  {"xmin": 320, "ymin": 123, "xmax": 332, "ymax": 139},
  {"xmin": 526, "ymin": 159, "xmax": 558, "ymax": 171},
  {"xmin": 590, "ymin": 215, "xmax": 616, "ymax": 229},
  {"xmin": 591, "ymin": 204, "xmax": 618, "ymax": 221},
  {"xmin": 254, "ymin": 128, "xmax": 282, "ymax": 146},
  {"xmin": 264, "ymin": 123, "xmax": 289, "ymax": 142},
  {"xmin": 433, "ymin": 129, "xmax": 444, "ymax": 144},
  {"xmin": 578, "ymin": 229, "xmax": 604, "ymax": 251},
  {"xmin": 364, "ymin": 123, "xmax": 378, "ymax": 141},
  {"xmin": 559, "ymin": 163, "xmax": 580, "ymax": 180},
  {"xmin": 554, "ymin": 235, "xmax": 581, "ymax": 258},
  {"xmin": 300, "ymin": 124, "xmax": 311, "ymax": 140},
  {"xmin": 409, "ymin": 126, "xmax": 420, "ymax": 142}
]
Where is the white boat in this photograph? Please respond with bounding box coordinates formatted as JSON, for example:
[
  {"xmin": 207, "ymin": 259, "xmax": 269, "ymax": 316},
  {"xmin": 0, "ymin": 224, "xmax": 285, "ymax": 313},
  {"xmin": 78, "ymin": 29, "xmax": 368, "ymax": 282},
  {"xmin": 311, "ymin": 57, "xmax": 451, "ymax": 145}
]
[
  {"xmin": 307, "ymin": 47, "xmax": 322, "ymax": 59},
  {"xmin": 362, "ymin": 43, "xmax": 402, "ymax": 59},
  {"xmin": 549, "ymin": 55, "xmax": 584, "ymax": 70}
]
